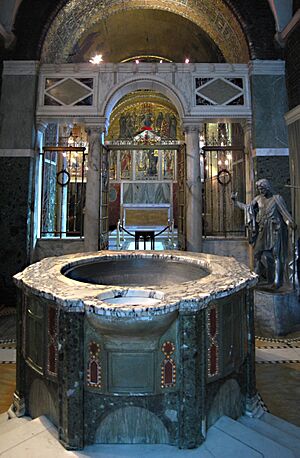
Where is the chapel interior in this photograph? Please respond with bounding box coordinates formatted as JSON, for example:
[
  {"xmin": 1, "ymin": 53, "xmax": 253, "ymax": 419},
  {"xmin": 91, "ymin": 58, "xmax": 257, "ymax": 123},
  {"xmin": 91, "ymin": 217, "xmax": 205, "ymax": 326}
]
[{"xmin": 0, "ymin": 1, "xmax": 300, "ymax": 456}]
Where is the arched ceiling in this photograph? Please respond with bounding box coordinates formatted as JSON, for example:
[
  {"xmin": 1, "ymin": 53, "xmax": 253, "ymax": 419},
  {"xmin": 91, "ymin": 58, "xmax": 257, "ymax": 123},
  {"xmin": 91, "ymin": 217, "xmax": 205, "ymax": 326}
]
[
  {"xmin": 69, "ymin": 10, "xmax": 224, "ymax": 64},
  {"xmin": 41, "ymin": 0, "xmax": 250, "ymax": 63}
]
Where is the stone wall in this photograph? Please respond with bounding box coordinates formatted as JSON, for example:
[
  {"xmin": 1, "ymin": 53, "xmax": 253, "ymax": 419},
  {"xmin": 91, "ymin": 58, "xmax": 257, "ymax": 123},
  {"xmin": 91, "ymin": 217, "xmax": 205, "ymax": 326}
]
[
  {"xmin": 253, "ymin": 156, "xmax": 292, "ymax": 211},
  {"xmin": 0, "ymin": 69, "xmax": 37, "ymax": 305},
  {"xmin": 0, "ymin": 158, "xmax": 34, "ymax": 304},
  {"xmin": 285, "ymin": 26, "xmax": 300, "ymax": 110}
]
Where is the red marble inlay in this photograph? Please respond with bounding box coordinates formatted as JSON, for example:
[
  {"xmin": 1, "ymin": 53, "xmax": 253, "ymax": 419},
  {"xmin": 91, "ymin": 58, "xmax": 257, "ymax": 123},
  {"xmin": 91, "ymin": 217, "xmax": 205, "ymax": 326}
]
[
  {"xmin": 162, "ymin": 341, "xmax": 174, "ymax": 355},
  {"xmin": 209, "ymin": 307, "xmax": 217, "ymax": 338},
  {"xmin": 164, "ymin": 360, "xmax": 174, "ymax": 385},
  {"xmin": 210, "ymin": 344, "xmax": 217, "ymax": 375},
  {"xmin": 48, "ymin": 307, "xmax": 57, "ymax": 336},
  {"xmin": 48, "ymin": 343, "xmax": 56, "ymax": 374},
  {"xmin": 90, "ymin": 360, "xmax": 98, "ymax": 384},
  {"xmin": 89, "ymin": 342, "xmax": 99, "ymax": 355}
]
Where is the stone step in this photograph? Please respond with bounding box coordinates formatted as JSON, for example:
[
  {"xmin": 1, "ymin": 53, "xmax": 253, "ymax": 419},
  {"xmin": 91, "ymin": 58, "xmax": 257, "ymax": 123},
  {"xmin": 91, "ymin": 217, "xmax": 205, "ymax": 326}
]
[
  {"xmin": 0, "ymin": 416, "xmax": 56, "ymax": 456},
  {"xmin": 206, "ymin": 422, "xmax": 262, "ymax": 457},
  {"xmin": 0, "ymin": 412, "xmax": 9, "ymax": 425},
  {"xmin": 0, "ymin": 416, "xmax": 32, "ymax": 437},
  {"xmin": 239, "ymin": 415, "xmax": 300, "ymax": 456},
  {"xmin": 214, "ymin": 416, "xmax": 294, "ymax": 458},
  {"xmin": 261, "ymin": 412, "xmax": 300, "ymax": 441}
]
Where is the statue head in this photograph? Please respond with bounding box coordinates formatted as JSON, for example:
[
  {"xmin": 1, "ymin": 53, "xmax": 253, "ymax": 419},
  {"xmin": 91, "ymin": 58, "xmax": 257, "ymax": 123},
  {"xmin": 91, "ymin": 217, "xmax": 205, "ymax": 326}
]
[{"xmin": 256, "ymin": 179, "xmax": 273, "ymax": 196}]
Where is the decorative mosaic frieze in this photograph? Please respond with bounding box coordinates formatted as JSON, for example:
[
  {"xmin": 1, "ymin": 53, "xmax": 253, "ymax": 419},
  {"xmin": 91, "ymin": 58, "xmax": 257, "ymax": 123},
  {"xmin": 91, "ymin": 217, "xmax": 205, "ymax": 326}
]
[
  {"xmin": 207, "ymin": 304, "xmax": 219, "ymax": 378},
  {"xmin": 47, "ymin": 306, "xmax": 58, "ymax": 376},
  {"xmin": 161, "ymin": 340, "xmax": 176, "ymax": 388},
  {"xmin": 87, "ymin": 342, "xmax": 102, "ymax": 388}
]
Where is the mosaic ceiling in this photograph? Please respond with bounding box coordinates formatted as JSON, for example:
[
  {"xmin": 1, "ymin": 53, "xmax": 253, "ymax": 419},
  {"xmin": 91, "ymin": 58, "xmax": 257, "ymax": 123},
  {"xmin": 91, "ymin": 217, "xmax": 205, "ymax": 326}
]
[{"xmin": 41, "ymin": 0, "xmax": 250, "ymax": 64}]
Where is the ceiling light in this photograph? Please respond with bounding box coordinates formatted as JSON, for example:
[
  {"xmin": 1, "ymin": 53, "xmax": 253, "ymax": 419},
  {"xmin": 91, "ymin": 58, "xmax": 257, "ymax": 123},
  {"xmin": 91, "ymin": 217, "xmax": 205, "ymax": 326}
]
[
  {"xmin": 135, "ymin": 59, "xmax": 140, "ymax": 64},
  {"xmin": 185, "ymin": 58, "xmax": 190, "ymax": 64},
  {"xmin": 89, "ymin": 54, "xmax": 103, "ymax": 64}
]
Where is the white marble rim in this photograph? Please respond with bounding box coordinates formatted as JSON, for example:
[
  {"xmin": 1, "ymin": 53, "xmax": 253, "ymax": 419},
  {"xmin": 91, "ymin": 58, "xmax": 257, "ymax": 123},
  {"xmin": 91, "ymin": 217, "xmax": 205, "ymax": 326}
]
[{"xmin": 14, "ymin": 250, "xmax": 258, "ymax": 317}]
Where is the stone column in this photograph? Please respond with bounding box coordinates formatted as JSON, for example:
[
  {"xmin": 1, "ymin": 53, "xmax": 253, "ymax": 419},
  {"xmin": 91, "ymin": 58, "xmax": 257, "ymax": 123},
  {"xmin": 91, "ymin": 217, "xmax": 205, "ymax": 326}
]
[
  {"xmin": 58, "ymin": 310, "xmax": 84, "ymax": 449},
  {"xmin": 84, "ymin": 125, "xmax": 104, "ymax": 252},
  {"xmin": 184, "ymin": 124, "xmax": 202, "ymax": 252},
  {"xmin": 245, "ymin": 287, "xmax": 263, "ymax": 417},
  {"xmin": 242, "ymin": 119, "xmax": 254, "ymax": 202},
  {"xmin": 178, "ymin": 310, "xmax": 206, "ymax": 447},
  {"xmin": 30, "ymin": 120, "xmax": 48, "ymax": 261},
  {"xmin": 0, "ymin": 61, "xmax": 39, "ymax": 304}
]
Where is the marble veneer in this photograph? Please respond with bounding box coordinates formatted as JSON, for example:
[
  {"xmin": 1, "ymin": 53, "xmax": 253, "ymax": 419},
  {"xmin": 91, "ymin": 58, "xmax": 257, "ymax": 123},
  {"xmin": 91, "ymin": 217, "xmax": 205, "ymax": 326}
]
[{"xmin": 13, "ymin": 251, "xmax": 258, "ymax": 450}]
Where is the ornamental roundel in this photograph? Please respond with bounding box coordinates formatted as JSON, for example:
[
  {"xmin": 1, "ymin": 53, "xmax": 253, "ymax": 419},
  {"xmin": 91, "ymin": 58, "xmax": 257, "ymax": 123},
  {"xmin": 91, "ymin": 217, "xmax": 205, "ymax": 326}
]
[{"xmin": 161, "ymin": 341, "xmax": 175, "ymax": 357}]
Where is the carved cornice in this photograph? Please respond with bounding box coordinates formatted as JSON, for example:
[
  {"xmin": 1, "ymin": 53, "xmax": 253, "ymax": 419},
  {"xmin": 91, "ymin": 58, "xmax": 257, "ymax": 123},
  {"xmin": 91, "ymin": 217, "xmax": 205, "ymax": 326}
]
[
  {"xmin": 248, "ymin": 60, "xmax": 285, "ymax": 76},
  {"xmin": 3, "ymin": 60, "xmax": 40, "ymax": 75}
]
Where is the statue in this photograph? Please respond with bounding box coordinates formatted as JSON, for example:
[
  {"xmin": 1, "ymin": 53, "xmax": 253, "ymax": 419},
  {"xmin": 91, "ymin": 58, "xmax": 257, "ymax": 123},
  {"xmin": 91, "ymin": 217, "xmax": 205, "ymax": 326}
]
[{"xmin": 232, "ymin": 179, "xmax": 296, "ymax": 289}]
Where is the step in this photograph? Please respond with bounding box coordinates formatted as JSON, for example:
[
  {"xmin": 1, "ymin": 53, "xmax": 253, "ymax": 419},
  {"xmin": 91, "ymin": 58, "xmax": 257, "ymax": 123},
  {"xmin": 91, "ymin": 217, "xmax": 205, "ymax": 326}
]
[
  {"xmin": 239, "ymin": 415, "xmax": 300, "ymax": 456},
  {"xmin": 0, "ymin": 416, "xmax": 32, "ymax": 436},
  {"xmin": 214, "ymin": 416, "xmax": 294, "ymax": 458},
  {"xmin": 261, "ymin": 412, "xmax": 300, "ymax": 441},
  {"xmin": 0, "ymin": 412, "xmax": 9, "ymax": 425},
  {"xmin": 206, "ymin": 422, "xmax": 261, "ymax": 457},
  {"xmin": 0, "ymin": 416, "xmax": 57, "ymax": 456}
]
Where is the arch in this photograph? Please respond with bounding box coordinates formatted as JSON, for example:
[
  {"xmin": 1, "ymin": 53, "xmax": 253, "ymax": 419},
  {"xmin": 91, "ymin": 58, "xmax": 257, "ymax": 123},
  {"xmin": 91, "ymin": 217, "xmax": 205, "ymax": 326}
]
[
  {"xmin": 95, "ymin": 405, "xmax": 169, "ymax": 444},
  {"xmin": 39, "ymin": 0, "xmax": 250, "ymax": 64},
  {"xmin": 102, "ymin": 76, "xmax": 187, "ymax": 124}
]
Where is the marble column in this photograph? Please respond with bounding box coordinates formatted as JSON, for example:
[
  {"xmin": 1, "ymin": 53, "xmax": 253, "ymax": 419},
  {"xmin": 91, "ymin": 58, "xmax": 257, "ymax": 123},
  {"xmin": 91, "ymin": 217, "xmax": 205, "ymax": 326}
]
[
  {"xmin": 184, "ymin": 124, "xmax": 202, "ymax": 252},
  {"xmin": 242, "ymin": 119, "xmax": 255, "ymax": 202},
  {"xmin": 84, "ymin": 125, "xmax": 105, "ymax": 252},
  {"xmin": 30, "ymin": 120, "xmax": 48, "ymax": 262}
]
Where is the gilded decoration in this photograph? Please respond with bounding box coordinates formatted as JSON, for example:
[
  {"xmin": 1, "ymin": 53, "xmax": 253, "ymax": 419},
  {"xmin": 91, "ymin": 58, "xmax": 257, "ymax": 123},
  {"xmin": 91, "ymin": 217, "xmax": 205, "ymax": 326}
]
[
  {"xmin": 107, "ymin": 91, "xmax": 183, "ymax": 141},
  {"xmin": 41, "ymin": 0, "xmax": 249, "ymax": 64}
]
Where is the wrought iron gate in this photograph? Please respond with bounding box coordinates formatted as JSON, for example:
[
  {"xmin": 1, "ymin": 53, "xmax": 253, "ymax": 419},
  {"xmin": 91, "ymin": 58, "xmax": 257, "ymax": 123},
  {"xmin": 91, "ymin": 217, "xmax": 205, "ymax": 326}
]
[{"xmin": 202, "ymin": 146, "xmax": 245, "ymax": 237}]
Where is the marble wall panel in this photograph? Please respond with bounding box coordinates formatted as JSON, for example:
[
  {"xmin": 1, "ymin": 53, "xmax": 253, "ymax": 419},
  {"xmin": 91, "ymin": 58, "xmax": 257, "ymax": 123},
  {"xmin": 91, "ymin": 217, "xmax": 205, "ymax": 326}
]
[
  {"xmin": 0, "ymin": 75, "xmax": 37, "ymax": 149},
  {"xmin": 0, "ymin": 157, "xmax": 34, "ymax": 305},
  {"xmin": 253, "ymin": 156, "xmax": 291, "ymax": 211},
  {"xmin": 251, "ymin": 75, "xmax": 288, "ymax": 149},
  {"xmin": 123, "ymin": 182, "xmax": 171, "ymax": 204}
]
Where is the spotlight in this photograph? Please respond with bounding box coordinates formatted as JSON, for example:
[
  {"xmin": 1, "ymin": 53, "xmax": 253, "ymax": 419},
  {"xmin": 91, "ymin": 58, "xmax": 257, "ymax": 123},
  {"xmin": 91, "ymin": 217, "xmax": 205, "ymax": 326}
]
[
  {"xmin": 185, "ymin": 58, "xmax": 190, "ymax": 64},
  {"xmin": 135, "ymin": 59, "xmax": 140, "ymax": 64},
  {"xmin": 89, "ymin": 54, "xmax": 103, "ymax": 64}
]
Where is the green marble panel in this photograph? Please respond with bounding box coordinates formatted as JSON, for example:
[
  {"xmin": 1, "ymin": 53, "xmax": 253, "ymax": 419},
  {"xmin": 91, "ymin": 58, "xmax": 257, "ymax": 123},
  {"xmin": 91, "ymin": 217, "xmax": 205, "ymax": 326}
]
[{"xmin": 251, "ymin": 75, "xmax": 288, "ymax": 148}]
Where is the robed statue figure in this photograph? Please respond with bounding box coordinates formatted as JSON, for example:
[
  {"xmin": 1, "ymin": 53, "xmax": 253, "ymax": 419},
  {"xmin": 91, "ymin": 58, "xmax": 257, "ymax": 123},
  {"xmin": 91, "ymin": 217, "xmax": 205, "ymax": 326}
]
[{"xmin": 232, "ymin": 179, "xmax": 296, "ymax": 289}]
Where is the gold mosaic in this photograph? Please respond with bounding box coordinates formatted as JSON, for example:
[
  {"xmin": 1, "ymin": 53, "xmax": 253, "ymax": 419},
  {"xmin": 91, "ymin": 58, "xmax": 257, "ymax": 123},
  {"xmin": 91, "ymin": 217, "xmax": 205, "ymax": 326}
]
[{"xmin": 41, "ymin": 0, "xmax": 249, "ymax": 64}]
